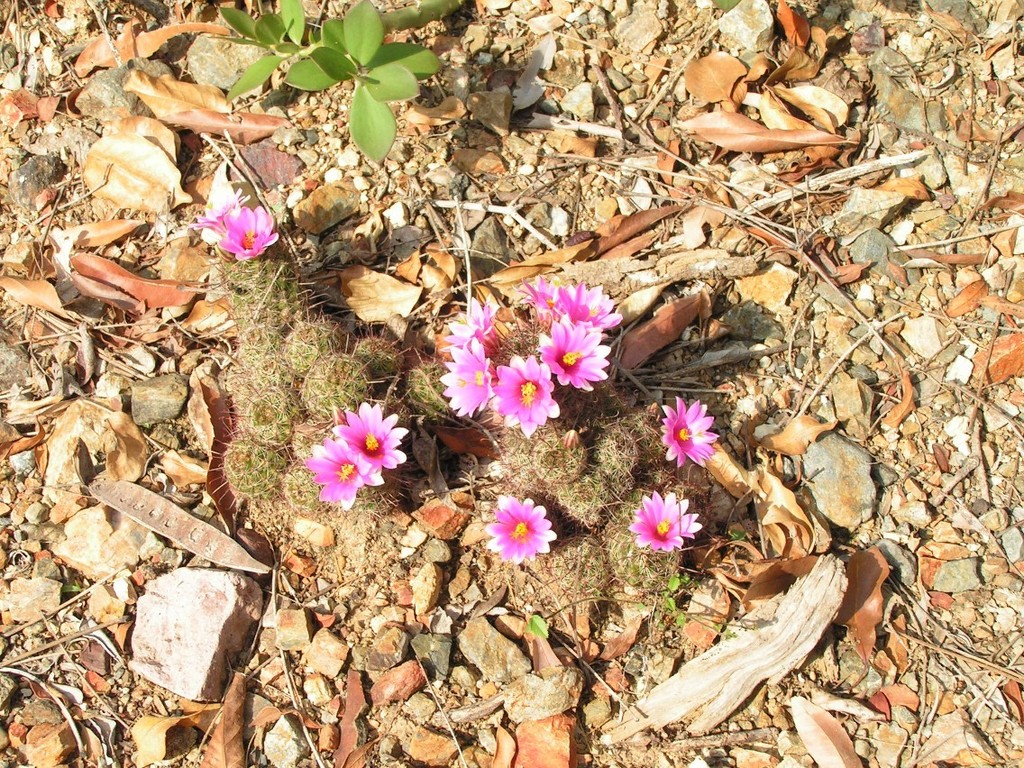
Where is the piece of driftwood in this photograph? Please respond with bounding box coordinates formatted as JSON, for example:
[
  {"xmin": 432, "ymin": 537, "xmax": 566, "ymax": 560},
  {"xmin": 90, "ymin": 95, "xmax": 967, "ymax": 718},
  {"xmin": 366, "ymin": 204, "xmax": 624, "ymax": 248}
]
[{"xmin": 604, "ymin": 555, "xmax": 846, "ymax": 743}]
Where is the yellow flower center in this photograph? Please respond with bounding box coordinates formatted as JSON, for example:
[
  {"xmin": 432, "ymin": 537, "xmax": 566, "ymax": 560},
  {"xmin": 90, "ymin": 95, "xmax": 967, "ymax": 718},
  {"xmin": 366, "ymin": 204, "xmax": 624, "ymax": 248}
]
[
  {"xmin": 656, "ymin": 520, "xmax": 671, "ymax": 536},
  {"xmin": 337, "ymin": 464, "xmax": 355, "ymax": 482},
  {"xmin": 242, "ymin": 231, "xmax": 256, "ymax": 250},
  {"xmin": 677, "ymin": 427, "xmax": 690, "ymax": 442},
  {"xmin": 561, "ymin": 351, "xmax": 581, "ymax": 367},
  {"xmin": 520, "ymin": 381, "xmax": 537, "ymax": 406},
  {"xmin": 365, "ymin": 434, "xmax": 380, "ymax": 452},
  {"xmin": 511, "ymin": 522, "xmax": 529, "ymax": 540},
  {"xmin": 474, "ymin": 371, "xmax": 484, "ymax": 386}
]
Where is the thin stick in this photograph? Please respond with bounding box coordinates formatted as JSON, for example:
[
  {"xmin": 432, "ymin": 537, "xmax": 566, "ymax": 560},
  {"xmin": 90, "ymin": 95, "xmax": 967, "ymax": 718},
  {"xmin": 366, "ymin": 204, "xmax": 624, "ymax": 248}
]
[
  {"xmin": 415, "ymin": 660, "xmax": 471, "ymax": 768},
  {"xmin": 893, "ymin": 628, "xmax": 1024, "ymax": 687},
  {"xmin": 524, "ymin": 113, "xmax": 624, "ymax": 141},
  {"xmin": 667, "ymin": 727, "xmax": 779, "ymax": 752},
  {"xmin": 0, "ymin": 666, "xmax": 87, "ymax": 758},
  {"xmin": 432, "ymin": 200, "xmax": 558, "ymax": 250}
]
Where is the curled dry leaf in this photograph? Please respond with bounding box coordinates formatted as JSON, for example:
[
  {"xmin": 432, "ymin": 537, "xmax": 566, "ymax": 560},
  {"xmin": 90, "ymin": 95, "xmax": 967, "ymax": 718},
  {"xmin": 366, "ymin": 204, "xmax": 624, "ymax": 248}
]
[
  {"xmin": 199, "ymin": 672, "xmax": 246, "ymax": 768},
  {"xmin": 704, "ymin": 444, "xmax": 758, "ymax": 498},
  {"xmin": 595, "ymin": 205, "xmax": 686, "ymax": 256},
  {"xmin": 51, "ymin": 219, "xmax": 144, "ymax": 249},
  {"xmin": 757, "ymin": 89, "xmax": 816, "ymax": 131},
  {"xmin": 599, "ymin": 614, "xmax": 645, "ymax": 661},
  {"xmin": 680, "ymin": 111, "xmax": 848, "ymax": 153},
  {"xmin": 789, "ymin": 696, "xmax": 863, "ymax": 768},
  {"xmin": 778, "ymin": 0, "xmax": 811, "ymax": 47},
  {"xmin": 881, "ymin": 361, "xmax": 916, "ymax": 429},
  {"xmin": 774, "ymin": 85, "xmax": 850, "ymax": 132},
  {"xmin": 123, "ymin": 70, "xmax": 229, "ymax": 118},
  {"xmin": 835, "ymin": 546, "xmax": 890, "ymax": 663},
  {"xmin": 946, "ymin": 279, "xmax": 989, "ymax": 318},
  {"xmin": 868, "ymin": 684, "xmax": 920, "ymax": 720},
  {"xmin": 107, "ymin": 116, "xmax": 179, "ymax": 158},
  {"xmin": 405, "ymin": 96, "xmax": 466, "ymax": 129},
  {"xmin": 740, "ymin": 555, "xmax": 818, "ymax": 609},
  {"xmin": 493, "ymin": 725, "xmax": 517, "ymax": 768},
  {"xmin": 132, "ymin": 707, "xmax": 219, "ymax": 768},
  {"xmin": 0, "ymin": 277, "xmax": 68, "ymax": 316},
  {"xmin": 756, "ymin": 469, "xmax": 816, "ymax": 558},
  {"xmin": 71, "ymin": 253, "xmax": 198, "ymax": 310},
  {"xmin": 684, "ymin": 52, "xmax": 748, "ymax": 105},
  {"xmin": 618, "ymin": 291, "xmax": 709, "ymax": 370},
  {"xmin": 340, "ymin": 267, "xmax": 423, "ymax": 323},
  {"xmin": 83, "ymin": 134, "xmax": 191, "ymax": 212},
  {"xmin": 161, "ymin": 110, "xmax": 290, "ymax": 145},
  {"xmin": 758, "ymin": 416, "xmax": 837, "ymax": 455},
  {"xmin": 76, "ymin": 23, "xmax": 228, "ymax": 76}
]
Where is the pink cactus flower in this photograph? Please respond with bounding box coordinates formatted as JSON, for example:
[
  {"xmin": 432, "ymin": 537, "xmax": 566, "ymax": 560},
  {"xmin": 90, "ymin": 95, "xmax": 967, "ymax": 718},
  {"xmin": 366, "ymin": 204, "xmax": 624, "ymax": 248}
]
[
  {"xmin": 629, "ymin": 491, "xmax": 701, "ymax": 551},
  {"xmin": 521, "ymin": 276, "xmax": 561, "ymax": 323},
  {"xmin": 305, "ymin": 437, "xmax": 381, "ymax": 509},
  {"xmin": 553, "ymin": 283, "xmax": 622, "ymax": 331},
  {"xmin": 445, "ymin": 299, "xmax": 499, "ymax": 353},
  {"xmin": 440, "ymin": 339, "xmax": 494, "ymax": 417},
  {"xmin": 492, "ymin": 355, "xmax": 560, "ymax": 437},
  {"xmin": 218, "ymin": 205, "xmax": 279, "ymax": 260},
  {"xmin": 485, "ymin": 496, "xmax": 557, "ymax": 564},
  {"xmin": 661, "ymin": 398, "xmax": 718, "ymax": 467},
  {"xmin": 193, "ymin": 188, "xmax": 248, "ymax": 236},
  {"xmin": 332, "ymin": 402, "xmax": 408, "ymax": 475},
  {"xmin": 539, "ymin": 320, "xmax": 610, "ymax": 390}
]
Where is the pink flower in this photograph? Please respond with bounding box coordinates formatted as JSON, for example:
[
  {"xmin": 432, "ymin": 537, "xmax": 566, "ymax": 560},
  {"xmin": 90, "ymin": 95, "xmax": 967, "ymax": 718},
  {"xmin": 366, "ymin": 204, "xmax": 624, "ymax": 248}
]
[
  {"xmin": 521, "ymin": 277, "xmax": 560, "ymax": 323},
  {"xmin": 218, "ymin": 205, "xmax": 279, "ymax": 260},
  {"xmin": 492, "ymin": 355, "xmax": 560, "ymax": 437},
  {"xmin": 440, "ymin": 339, "xmax": 494, "ymax": 417},
  {"xmin": 305, "ymin": 437, "xmax": 381, "ymax": 509},
  {"xmin": 193, "ymin": 188, "xmax": 248, "ymax": 236},
  {"xmin": 661, "ymin": 398, "xmax": 718, "ymax": 467},
  {"xmin": 553, "ymin": 283, "xmax": 622, "ymax": 331},
  {"xmin": 445, "ymin": 299, "xmax": 499, "ymax": 353},
  {"xmin": 332, "ymin": 403, "xmax": 408, "ymax": 475},
  {"xmin": 539, "ymin": 320, "xmax": 610, "ymax": 390},
  {"xmin": 485, "ymin": 496, "xmax": 557, "ymax": 563},
  {"xmin": 629, "ymin": 492, "xmax": 701, "ymax": 551}
]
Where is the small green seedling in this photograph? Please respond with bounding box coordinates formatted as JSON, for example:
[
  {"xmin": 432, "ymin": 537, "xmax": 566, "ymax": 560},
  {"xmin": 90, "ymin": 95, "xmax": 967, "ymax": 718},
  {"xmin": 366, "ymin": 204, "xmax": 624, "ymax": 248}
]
[
  {"xmin": 220, "ymin": 0, "xmax": 447, "ymax": 161},
  {"xmin": 662, "ymin": 573, "xmax": 692, "ymax": 627},
  {"xmin": 526, "ymin": 614, "xmax": 550, "ymax": 639}
]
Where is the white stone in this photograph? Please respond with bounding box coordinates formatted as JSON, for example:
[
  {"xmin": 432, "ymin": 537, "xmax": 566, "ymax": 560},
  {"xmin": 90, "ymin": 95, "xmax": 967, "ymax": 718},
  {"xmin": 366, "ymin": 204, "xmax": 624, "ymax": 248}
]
[
  {"xmin": 561, "ymin": 82, "xmax": 594, "ymax": 121},
  {"xmin": 323, "ymin": 167, "xmax": 343, "ymax": 184},
  {"xmin": 890, "ymin": 218, "xmax": 914, "ymax": 245},
  {"xmin": 335, "ymin": 147, "xmax": 361, "ymax": 168},
  {"xmin": 900, "ymin": 315, "xmax": 946, "ymax": 360},
  {"xmin": 718, "ymin": 0, "xmax": 774, "ymax": 52},
  {"xmin": 945, "ymin": 355, "xmax": 974, "ymax": 384},
  {"xmin": 264, "ymin": 716, "xmax": 310, "ymax": 768},
  {"xmin": 549, "ymin": 206, "xmax": 570, "ymax": 237},
  {"xmin": 383, "ymin": 202, "xmax": 409, "ymax": 228}
]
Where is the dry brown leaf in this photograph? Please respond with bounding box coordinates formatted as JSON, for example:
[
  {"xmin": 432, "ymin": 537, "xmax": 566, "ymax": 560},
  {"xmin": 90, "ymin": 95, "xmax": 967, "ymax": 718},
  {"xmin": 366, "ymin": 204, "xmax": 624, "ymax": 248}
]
[
  {"xmin": 778, "ymin": 0, "xmax": 811, "ymax": 47},
  {"xmin": 1003, "ymin": 681, "xmax": 1024, "ymax": 723},
  {"xmin": 335, "ymin": 668, "xmax": 367, "ymax": 767},
  {"xmin": 765, "ymin": 48, "xmax": 821, "ymax": 85},
  {"xmin": 599, "ymin": 231, "xmax": 658, "ymax": 262},
  {"xmin": 980, "ymin": 295, "xmax": 1024, "ymax": 320},
  {"xmin": 405, "ymin": 96, "xmax": 466, "ymax": 128},
  {"xmin": 71, "ymin": 253, "xmax": 198, "ymax": 310},
  {"xmin": 869, "ymin": 684, "xmax": 920, "ymax": 720},
  {"xmin": 619, "ymin": 291, "xmax": 709, "ymax": 370},
  {"xmin": 196, "ymin": 376, "xmax": 238, "ymax": 530},
  {"xmin": 107, "ymin": 116, "xmax": 179, "ymax": 158},
  {"xmin": 789, "ymin": 697, "xmax": 863, "ymax": 768},
  {"xmin": 340, "ymin": 267, "xmax": 422, "ymax": 322},
  {"xmin": 199, "ymin": 672, "xmax": 245, "ymax": 768},
  {"xmin": 493, "ymin": 725, "xmax": 517, "ymax": 768},
  {"xmin": 680, "ymin": 111, "xmax": 847, "ymax": 153},
  {"xmin": 519, "ymin": 240, "xmax": 597, "ymax": 267},
  {"xmin": 987, "ymin": 333, "xmax": 1024, "ymax": 384},
  {"xmin": 123, "ymin": 70, "xmax": 229, "ymax": 118},
  {"xmin": 182, "ymin": 299, "xmax": 235, "ymax": 338},
  {"xmin": 740, "ymin": 556, "xmax": 818, "ymax": 608},
  {"xmin": 74, "ymin": 21, "xmax": 140, "ymax": 77},
  {"xmin": 161, "ymin": 110, "xmax": 290, "ymax": 145},
  {"xmin": 756, "ymin": 469, "xmax": 816, "ymax": 558},
  {"xmin": 946, "ymin": 279, "xmax": 989, "ymax": 318},
  {"xmin": 984, "ymin": 190, "xmax": 1024, "ymax": 212},
  {"xmin": 76, "ymin": 23, "xmax": 228, "ymax": 76},
  {"xmin": 132, "ymin": 709, "xmax": 215, "ymax": 768},
  {"xmin": 758, "ymin": 89, "xmax": 816, "ymax": 131},
  {"xmin": 600, "ymin": 615, "xmax": 645, "ymax": 661},
  {"xmin": 704, "ymin": 445, "xmax": 757, "ymax": 498},
  {"xmin": 83, "ymin": 134, "xmax": 191, "ymax": 212},
  {"xmin": 758, "ymin": 416, "xmax": 837, "ymax": 456},
  {"xmin": 52, "ymin": 220, "xmax": 145, "ymax": 249},
  {"xmin": 835, "ymin": 547, "xmax": 890, "ymax": 663},
  {"xmin": 434, "ymin": 426, "xmax": 499, "ymax": 459},
  {"xmin": 0, "ymin": 424, "xmax": 46, "ymax": 462},
  {"xmin": 881, "ymin": 362, "xmax": 916, "ymax": 429},
  {"xmin": 684, "ymin": 52, "xmax": 748, "ymax": 104},
  {"xmin": 0, "ymin": 277, "xmax": 68, "ymax": 316},
  {"xmin": 875, "ymin": 177, "xmax": 929, "ymax": 201},
  {"xmin": 774, "ymin": 85, "xmax": 850, "ymax": 132},
  {"xmin": 595, "ymin": 205, "xmax": 686, "ymax": 256},
  {"xmin": 452, "ymin": 148, "xmax": 506, "ymax": 174},
  {"xmin": 159, "ymin": 450, "xmax": 209, "ymax": 487}
]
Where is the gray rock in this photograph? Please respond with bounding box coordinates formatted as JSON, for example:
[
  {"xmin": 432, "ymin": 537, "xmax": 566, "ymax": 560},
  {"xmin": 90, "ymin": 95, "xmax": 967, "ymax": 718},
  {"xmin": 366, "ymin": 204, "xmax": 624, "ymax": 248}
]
[
  {"xmin": 466, "ymin": 90, "xmax": 512, "ymax": 136},
  {"xmin": 874, "ymin": 540, "xmax": 917, "ymax": 585},
  {"xmin": 718, "ymin": 0, "xmax": 774, "ymax": 52},
  {"xmin": 469, "ymin": 218, "xmax": 514, "ymax": 278},
  {"xmin": 927, "ymin": 0, "xmax": 984, "ymax": 32},
  {"xmin": 614, "ymin": 6, "xmax": 663, "ymax": 51},
  {"xmin": 721, "ymin": 303, "xmax": 783, "ymax": 341},
  {"xmin": 561, "ymin": 82, "xmax": 594, "ymax": 121},
  {"xmin": 869, "ymin": 50, "xmax": 926, "ymax": 134},
  {"xmin": 0, "ymin": 674, "xmax": 16, "ymax": 713},
  {"xmin": 0, "ymin": 338, "xmax": 30, "ymax": 391},
  {"xmin": 2, "ymin": 578, "xmax": 61, "ymax": 623},
  {"xmin": 503, "ymin": 667, "xmax": 584, "ymax": 723},
  {"xmin": 76, "ymin": 58, "xmax": 173, "ymax": 119},
  {"xmin": 130, "ymin": 568, "xmax": 262, "ymax": 700},
  {"xmin": 901, "ymin": 316, "xmax": 947, "ymax": 361},
  {"xmin": 131, "ymin": 374, "xmax": 189, "ymax": 426},
  {"xmin": 186, "ymin": 35, "xmax": 266, "ymax": 91},
  {"xmin": 421, "ymin": 539, "xmax": 452, "ymax": 564},
  {"xmin": 803, "ymin": 434, "xmax": 877, "ymax": 530},
  {"xmin": 411, "ymin": 633, "xmax": 452, "ymax": 680},
  {"xmin": 829, "ymin": 188, "xmax": 908, "ymax": 239},
  {"xmin": 8, "ymin": 154, "xmax": 66, "ymax": 210},
  {"xmin": 263, "ymin": 715, "xmax": 310, "ymax": 768},
  {"xmin": 1002, "ymin": 527, "xmax": 1024, "ymax": 564},
  {"xmin": 366, "ymin": 626, "xmax": 410, "ymax": 671},
  {"xmin": 293, "ymin": 183, "xmax": 360, "ymax": 234},
  {"xmin": 849, "ymin": 229, "xmax": 897, "ymax": 270},
  {"xmin": 457, "ymin": 617, "xmax": 531, "ymax": 683},
  {"xmin": 932, "ymin": 558, "xmax": 982, "ymax": 593},
  {"xmin": 831, "ymin": 371, "xmax": 874, "ymax": 440}
]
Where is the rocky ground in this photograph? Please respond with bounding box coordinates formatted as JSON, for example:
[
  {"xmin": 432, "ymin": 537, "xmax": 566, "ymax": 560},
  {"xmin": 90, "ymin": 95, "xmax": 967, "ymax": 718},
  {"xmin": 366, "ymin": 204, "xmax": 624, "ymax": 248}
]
[{"xmin": 2, "ymin": 0, "xmax": 1024, "ymax": 766}]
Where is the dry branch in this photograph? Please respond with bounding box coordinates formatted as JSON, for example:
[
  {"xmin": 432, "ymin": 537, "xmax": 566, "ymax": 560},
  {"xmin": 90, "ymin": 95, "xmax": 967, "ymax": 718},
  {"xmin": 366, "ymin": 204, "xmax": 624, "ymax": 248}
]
[{"xmin": 604, "ymin": 555, "xmax": 846, "ymax": 742}]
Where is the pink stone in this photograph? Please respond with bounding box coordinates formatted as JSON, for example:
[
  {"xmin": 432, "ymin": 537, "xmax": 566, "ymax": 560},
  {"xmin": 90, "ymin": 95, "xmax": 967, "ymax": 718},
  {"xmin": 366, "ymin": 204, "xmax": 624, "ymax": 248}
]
[
  {"xmin": 513, "ymin": 714, "xmax": 577, "ymax": 768},
  {"xmin": 413, "ymin": 502, "xmax": 470, "ymax": 540},
  {"xmin": 370, "ymin": 660, "xmax": 426, "ymax": 705}
]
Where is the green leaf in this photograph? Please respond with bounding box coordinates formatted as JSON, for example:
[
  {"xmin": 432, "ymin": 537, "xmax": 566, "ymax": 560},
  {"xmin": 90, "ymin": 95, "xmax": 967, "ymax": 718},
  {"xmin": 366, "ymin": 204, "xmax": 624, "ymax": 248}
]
[
  {"xmin": 279, "ymin": 0, "xmax": 306, "ymax": 44},
  {"xmin": 343, "ymin": 0, "xmax": 384, "ymax": 65},
  {"xmin": 254, "ymin": 13, "xmax": 287, "ymax": 46},
  {"xmin": 321, "ymin": 19, "xmax": 346, "ymax": 51},
  {"xmin": 526, "ymin": 614, "xmax": 549, "ymax": 639},
  {"xmin": 310, "ymin": 48, "xmax": 356, "ymax": 81},
  {"xmin": 712, "ymin": 0, "xmax": 741, "ymax": 8},
  {"xmin": 667, "ymin": 574, "xmax": 682, "ymax": 592},
  {"xmin": 227, "ymin": 54, "xmax": 285, "ymax": 100},
  {"xmin": 665, "ymin": 597, "xmax": 677, "ymax": 613},
  {"xmin": 368, "ymin": 43, "xmax": 439, "ymax": 79},
  {"xmin": 285, "ymin": 58, "xmax": 342, "ymax": 91},
  {"xmin": 220, "ymin": 8, "xmax": 257, "ymax": 40},
  {"xmin": 276, "ymin": 42, "xmax": 301, "ymax": 55},
  {"xmin": 364, "ymin": 62, "xmax": 418, "ymax": 102},
  {"xmin": 350, "ymin": 84, "xmax": 396, "ymax": 162}
]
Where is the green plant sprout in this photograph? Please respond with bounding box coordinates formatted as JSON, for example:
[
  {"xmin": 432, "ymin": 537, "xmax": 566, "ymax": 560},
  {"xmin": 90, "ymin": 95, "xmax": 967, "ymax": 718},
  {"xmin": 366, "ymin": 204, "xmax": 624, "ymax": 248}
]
[
  {"xmin": 662, "ymin": 573, "xmax": 692, "ymax": 628},
  {"xmin": 219, "ymin": 0, "xmax": 461, "ymax": 161}
]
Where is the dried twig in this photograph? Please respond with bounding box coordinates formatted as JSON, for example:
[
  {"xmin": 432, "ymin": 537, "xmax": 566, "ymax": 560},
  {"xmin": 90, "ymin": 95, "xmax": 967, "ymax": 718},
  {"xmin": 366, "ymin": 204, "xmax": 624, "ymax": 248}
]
[{"xmin": 431, "ymin": 200, "xmax": 558, "ymax": 251}]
